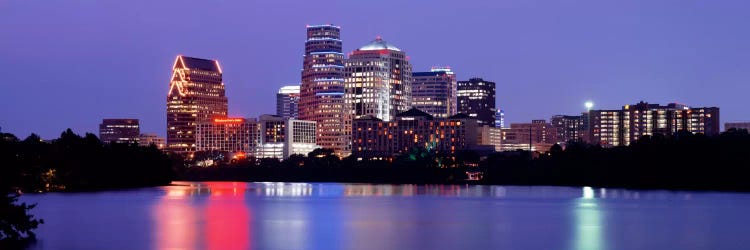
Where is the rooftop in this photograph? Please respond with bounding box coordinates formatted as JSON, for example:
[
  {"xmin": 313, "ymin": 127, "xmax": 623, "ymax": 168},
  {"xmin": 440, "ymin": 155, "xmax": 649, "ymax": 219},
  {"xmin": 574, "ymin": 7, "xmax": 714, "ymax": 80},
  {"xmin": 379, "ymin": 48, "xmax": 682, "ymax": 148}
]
[{"xmin": 358, "ymin": 37, "xmax": 401, "ymax": 52}]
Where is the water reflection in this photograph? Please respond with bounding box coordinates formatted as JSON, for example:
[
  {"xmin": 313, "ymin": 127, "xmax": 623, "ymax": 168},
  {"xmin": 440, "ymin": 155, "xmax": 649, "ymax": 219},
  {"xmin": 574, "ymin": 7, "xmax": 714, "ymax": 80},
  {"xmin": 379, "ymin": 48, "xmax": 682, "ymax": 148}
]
[
  {"xmin": 573, "ymin": 187, "xmax": 605, "ymax": 250},
  {"xmin": 154, "ymin": 182, "xmax": 252, "ymax": 250}
]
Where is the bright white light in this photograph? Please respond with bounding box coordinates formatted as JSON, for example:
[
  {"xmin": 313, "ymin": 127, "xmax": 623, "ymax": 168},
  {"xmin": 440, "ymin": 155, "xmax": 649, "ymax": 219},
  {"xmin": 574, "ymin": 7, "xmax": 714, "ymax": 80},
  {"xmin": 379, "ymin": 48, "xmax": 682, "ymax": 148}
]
[
  {"xmin": 585, "ymin": 101, "xmax": 594, "ymax": 110},
  {"xmin": 583, "ymin": 186, "xmax": 595, "ymax": 199}
]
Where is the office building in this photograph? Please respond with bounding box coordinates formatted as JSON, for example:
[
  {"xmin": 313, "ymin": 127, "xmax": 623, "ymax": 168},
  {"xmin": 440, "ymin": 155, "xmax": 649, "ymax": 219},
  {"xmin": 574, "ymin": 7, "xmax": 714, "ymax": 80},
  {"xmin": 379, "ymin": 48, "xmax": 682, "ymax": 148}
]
[
  {"xmin": 138, "ymin": 133, "xmax": 166, "ymax": 149},
  {"xmin": 99, "ymin": 119, "xmax": 140, "ymax": 144},
  {"xmin": 478, "ymin": 125, "xmax": 503, "ymax": 152},
  {"xmin": 590, "ymin": 102, "xmax": 720, "ymax": 147},
  {"xmin": 351, "ymin": 108, "xmax": 478, "ymax": 158},
  {"xmin": 457, "ymin": 78, "xmax": 496, "ymax": 126},
  {"xmin": 550, "ymin": 115, "xmax": 586, "ymax": 144},
  {"xmin": 299, "ymin": 24, "xmax": 349, "ymax": 156},
  {"xmin": 256, "ymin": 115, "xmax": 319, "ymax": 159},
  {"xmin": 277, "ymin": 85, "xmax": 301, "ymax": 119},
  {"xmin": 345, "ymin": 36, "xmax": 413, "ymax": 122},
  {"xmin": 166, "ymin": 55, "xmax": 228, "ymax": 156},
  {"xmin": 495, "ymin": 109, "xmax": 505, "ymax": 128},
  {"xmin": 195, "ymin": 117, "xmax": 258, "ymax": 154},
  {"xmin": 411, "ymin": 67, "xmax": 456, "ymax": 119},
  {"xmin": 499, "ymin": 120, "xmax": 559, "ymax": 152}
]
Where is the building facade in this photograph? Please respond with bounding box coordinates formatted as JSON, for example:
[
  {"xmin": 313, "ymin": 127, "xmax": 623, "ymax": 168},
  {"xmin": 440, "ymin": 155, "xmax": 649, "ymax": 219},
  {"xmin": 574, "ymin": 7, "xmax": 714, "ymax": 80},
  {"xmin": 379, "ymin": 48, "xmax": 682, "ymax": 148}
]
[
  {"xmin": 166, "ymin": 55, "xmax": 228, "ymax": 155},
  {"xmin": 276, "ymin": 85, "xmax": 300, "ymax": 119},
  {"xmin": 411, "ymin": 67, "xmax": 456, "ymax": 119},
  {"xmin": 195, "ymin": 117, "xmax": 258, "ymax": 154},
  {"xmin": 457, "ymin": 78, "xmax": 496, "ymax": 126},
  {"xmin": 478, "ymin": 125, "xmax": 503, "ymax": 152},
  {"xmin": 139, "ymin": 133, "xmax": 166, "ymax": 149},
  {"xmin": 299, "ymin": 24, "xmax": 349, "ymax": 156},
  {"xmin": 499, "ymin": 120, "xmax": 559, "ymax": 152},
  {"xmin": 351, "ymin": 108, "xmax": 478, "ymax": 158},
  {"xmin": 99, "ymin": 119, "xmax": 140, "ymax": 144},
  {"xmin": 256, "ymin": 115, "xmax": 319, "ymax": 159},
  {"xmin": 345, "ymin": 37, "xmax": 412, "ymax": 122},
  {"xmin": 590, "ymin": 102, "xmax": 720, "ymax": 147},
  {"xmin": 550, "ymin": 114, "xmax": 586, "ymax": 144},
  {"xmin": 495, "ymin": 109, "xmax": 505, "ymax": 128}
]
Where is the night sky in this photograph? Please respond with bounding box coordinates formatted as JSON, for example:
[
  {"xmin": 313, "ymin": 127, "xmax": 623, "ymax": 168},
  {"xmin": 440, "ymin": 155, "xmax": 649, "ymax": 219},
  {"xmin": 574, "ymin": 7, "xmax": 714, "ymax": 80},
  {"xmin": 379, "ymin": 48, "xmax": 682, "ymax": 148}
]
[{"xmin": 2, "ymin": 0, "xmax": 749, "ymax": 139}]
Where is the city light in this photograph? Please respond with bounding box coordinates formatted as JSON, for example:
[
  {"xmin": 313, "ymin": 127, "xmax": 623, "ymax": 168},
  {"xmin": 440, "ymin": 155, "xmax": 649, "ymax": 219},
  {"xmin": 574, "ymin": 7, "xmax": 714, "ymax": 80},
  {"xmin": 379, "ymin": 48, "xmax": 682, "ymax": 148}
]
[{"xmin": 585, "ymin": 101, "xmax": 594, "ymax": 110}]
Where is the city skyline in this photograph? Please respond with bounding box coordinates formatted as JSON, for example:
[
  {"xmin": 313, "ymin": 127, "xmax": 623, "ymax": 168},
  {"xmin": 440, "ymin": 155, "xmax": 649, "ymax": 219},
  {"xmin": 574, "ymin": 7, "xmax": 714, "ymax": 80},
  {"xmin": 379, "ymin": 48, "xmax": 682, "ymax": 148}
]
[{"xmin": 3, "ymin": 0, "xmax": 750, "ymax": 139}]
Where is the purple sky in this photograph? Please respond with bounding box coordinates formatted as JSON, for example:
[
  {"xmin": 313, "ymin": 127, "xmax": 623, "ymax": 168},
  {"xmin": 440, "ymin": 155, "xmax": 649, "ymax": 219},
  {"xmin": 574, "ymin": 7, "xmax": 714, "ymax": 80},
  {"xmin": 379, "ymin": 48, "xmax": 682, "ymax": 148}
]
[{"xmin": 2, "ymin": 0, "xmax": 749, "ymax": 139}]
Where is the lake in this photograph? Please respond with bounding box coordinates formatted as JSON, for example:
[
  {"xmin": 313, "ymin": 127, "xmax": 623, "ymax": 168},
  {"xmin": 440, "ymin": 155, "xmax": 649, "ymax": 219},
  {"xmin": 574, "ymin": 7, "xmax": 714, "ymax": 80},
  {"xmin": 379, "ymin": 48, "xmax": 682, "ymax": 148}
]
[{"xmin": 20, "ymin": 182, "xmax": 750, "ymax": 250}]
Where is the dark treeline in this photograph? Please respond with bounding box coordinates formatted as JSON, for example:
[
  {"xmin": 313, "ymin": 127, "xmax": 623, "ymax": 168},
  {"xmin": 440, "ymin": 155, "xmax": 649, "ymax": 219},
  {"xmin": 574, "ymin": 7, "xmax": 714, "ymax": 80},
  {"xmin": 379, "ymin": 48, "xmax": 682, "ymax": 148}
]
[
  {"xmin": 483, "ymin": 129, "xmax": 750, "ymax": 191},
  {"xmin": 1, "ymin": 129, "xmax": 177, "ymax": 192},
  {"xmin": 182, "ymin": 148, "xmax": 473, "ymax": 184}
]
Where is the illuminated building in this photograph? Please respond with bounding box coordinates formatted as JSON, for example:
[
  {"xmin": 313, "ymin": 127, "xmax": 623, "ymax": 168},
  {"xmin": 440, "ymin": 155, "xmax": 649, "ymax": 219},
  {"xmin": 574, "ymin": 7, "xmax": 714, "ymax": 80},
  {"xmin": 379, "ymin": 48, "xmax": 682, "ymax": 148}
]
[
  {"xmin": 138, "ymin": 133, "xmax": 166, "ymax": 149},
  {"xmin": 725, "ymin": 122, "xmax": 750, "ymax": 132},
  {"xmin": 351, "ymin": 108, "xmax": 478, "ymax": 158},
  {"xmin": 99, "ymin": 119, "xmax": 140, "ymax": 144},
  {"xmin": 256, "ymin": 115, "xmax": 319, "ymax": 159},
  {"xmin": 195, "ymin": 117, "xmax": 258, "ymax": 154},
  {"xmin": 411, "ymin": 67, "xmax": 456, "ymax": 119},
  {"xmin": 299, "ymin": 24, "xmax": 349, "ymax": 156},
  {"xmin": 590, "ymin": 102, "xmax": 720, "ymax": 147},
  {"xmin": 550, "ymin": 115, "xmax": 586, "ymax": 144},
  {"xmin": 477, "ymin": 125, "xmax": 503, "ymax": 152},
  {"xmin": 166, "ymin": 55, "xmax": 228, "ymax": 155},
  {"xmin": 499, "ymin": 120, "xmax": 559, "ymax": 152},
  {"xmin": 457, "ymin": 78, "xmax": 496, "ymax": 126},
  {"xmin": 277, "ymin": 85, "xmax": 300, "ymax": 119},
  {"xmin": 345, "ymin": 37, "xmax": 413, "ymax": 122},
  {"xmin": 495, "ymin": 109, "xmax": 505, "ymax": 128}
]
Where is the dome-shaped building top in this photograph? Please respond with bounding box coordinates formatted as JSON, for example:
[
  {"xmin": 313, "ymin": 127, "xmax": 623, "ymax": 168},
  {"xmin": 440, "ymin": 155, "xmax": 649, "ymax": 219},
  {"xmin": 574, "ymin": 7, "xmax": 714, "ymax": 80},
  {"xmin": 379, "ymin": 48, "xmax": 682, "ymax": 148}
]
[{"xmin": 358, "ymin": 36, "xmax": 401, "ymax": 51}]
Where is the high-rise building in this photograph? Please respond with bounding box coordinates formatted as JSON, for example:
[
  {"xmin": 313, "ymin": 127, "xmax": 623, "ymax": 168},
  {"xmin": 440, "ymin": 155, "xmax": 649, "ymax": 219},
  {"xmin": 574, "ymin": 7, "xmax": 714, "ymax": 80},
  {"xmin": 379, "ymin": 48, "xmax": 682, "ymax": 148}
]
[
  {"xmin": 99, "ymin": 119, "xmax": 140, "ymax": 144},
  {"xmin": 166, "ymin": 55, "xmax": 228, "ymax": 155},
  {"xmin": 411, "ymin": 67, "xmax": 456, "ymax": 119},
  {"xmin": 725, "ymin": 122, "xmax": 750, "ymax": 132},
  {"xmin": 277, "ymin": 85, "xmax": 300, "ymax": 119},
  {"xmin": 590, "ymin": 102, "xmax": 720, "ymax": 147},
  {"xmin": 345, "ymin": 37, "xmax": 413, "ymax": 122},
  {"xmin": 299, "ymin": 24, "xmax": 349, "ymax": 156},
  {"xmin": 138, "ymin": 133, "xmax": 166, "ymax": 149},
  {"xmin": 351, "ymin": 108, "xmax": 478, "ymax": 158},
  {"xmin": 495, "ymin": 109, "xmax": 505, "ymax": 128},
  {"xmin": 457, "ymin": 78, "xmax": 496, "ymax": 126},
  {"xmin": 195, "ymin": 117, "xmax": 258, "ymax": 154}
]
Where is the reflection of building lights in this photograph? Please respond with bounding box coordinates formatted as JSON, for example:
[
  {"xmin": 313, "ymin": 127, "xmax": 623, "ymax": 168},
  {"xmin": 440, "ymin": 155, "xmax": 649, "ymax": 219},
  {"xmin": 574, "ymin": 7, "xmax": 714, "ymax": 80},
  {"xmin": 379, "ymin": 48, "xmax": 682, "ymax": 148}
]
[{"xmin": 583, "ymin": 186, "xmax": 595, "ymax": 199}]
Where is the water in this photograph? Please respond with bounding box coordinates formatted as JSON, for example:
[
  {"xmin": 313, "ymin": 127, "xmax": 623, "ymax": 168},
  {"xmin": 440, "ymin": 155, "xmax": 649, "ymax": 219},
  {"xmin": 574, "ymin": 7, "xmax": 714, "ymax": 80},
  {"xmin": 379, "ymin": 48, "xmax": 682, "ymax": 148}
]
[{"xmin": 19, "ymin": 182, "xmax": 750, "ymax": 250}]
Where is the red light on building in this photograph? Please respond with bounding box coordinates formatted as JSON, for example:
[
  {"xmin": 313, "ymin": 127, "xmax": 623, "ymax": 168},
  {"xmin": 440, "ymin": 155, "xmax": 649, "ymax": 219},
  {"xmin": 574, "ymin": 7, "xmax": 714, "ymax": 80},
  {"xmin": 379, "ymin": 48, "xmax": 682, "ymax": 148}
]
[{"xmin": 213, "ymin": 118, "xmax": 244, "ymax": 124}]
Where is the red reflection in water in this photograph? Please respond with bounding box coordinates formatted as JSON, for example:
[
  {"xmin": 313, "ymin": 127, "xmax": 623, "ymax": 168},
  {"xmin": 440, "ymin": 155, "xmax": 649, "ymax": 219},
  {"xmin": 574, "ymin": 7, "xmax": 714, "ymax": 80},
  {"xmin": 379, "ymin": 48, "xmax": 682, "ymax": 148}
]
[
  {"xmin": 205, "ymin": 182, "xmax": 251, "ymax": 250},
  {"xmin": 154, "ymin": 182, "xmax": 252, "ymax": 250}
]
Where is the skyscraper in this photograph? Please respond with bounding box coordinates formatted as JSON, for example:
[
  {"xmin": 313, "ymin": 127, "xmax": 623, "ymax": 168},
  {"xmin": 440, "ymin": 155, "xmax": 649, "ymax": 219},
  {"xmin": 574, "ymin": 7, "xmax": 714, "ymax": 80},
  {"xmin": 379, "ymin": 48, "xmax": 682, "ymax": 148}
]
[
  {"xmin": 411, "ymin": 67, "xmax": 456, "ymax": 119},
  {"xmin": 277, "ymin": 85, "xmax": 300, "ymax": 119},
  {"xmin": 299, "ymin": 24, "xmax": 349, "ymax": 156},
  {"xmin": 99, "ymin": 119, "xmax": 140, "ymax": 144},
  {"xmin": 166, "ymin": 55, "xmax": 228, "ymax": 155},
  {"xmin": 345, "ymin": 37, "xmax": 412, "ymax": 122},
  {"xmin": 457, "ymin": 78, "xmax": 496, "ymax": 126}
]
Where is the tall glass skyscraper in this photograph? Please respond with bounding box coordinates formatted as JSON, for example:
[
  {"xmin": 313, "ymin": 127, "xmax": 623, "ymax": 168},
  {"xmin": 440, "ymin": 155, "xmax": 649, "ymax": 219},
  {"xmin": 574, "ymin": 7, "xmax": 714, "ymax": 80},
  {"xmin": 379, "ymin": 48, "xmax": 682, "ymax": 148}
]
[
  {"xmin": 411, "ymin": 67, "xmax": 456, "ymax": 119},
  {"xmin": 166, "ymin": 55, "xmax": 228, "ymax": 155},
  {"xmin": 344, "ymin": 37, "xmax": 412, "ymax": 121},
  {"xmin": 299, "ymin": 25, "xmax": 349, "ymax": 156},
  {"xmin": 276, "ymin": 85, "xmax": 300, "ymax": 119},
  {"xmin": 457, "ymin": 78, "xmax": 496, "ymax": 126}
]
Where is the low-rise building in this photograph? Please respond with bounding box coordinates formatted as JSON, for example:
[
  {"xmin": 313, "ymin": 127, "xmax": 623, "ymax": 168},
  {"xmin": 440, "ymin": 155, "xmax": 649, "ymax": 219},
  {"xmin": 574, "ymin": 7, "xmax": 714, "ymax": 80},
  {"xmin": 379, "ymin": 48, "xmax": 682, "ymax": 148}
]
[{"xmin": 99, "ymin": 119, "xmax": 140, "ymax": 144}]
